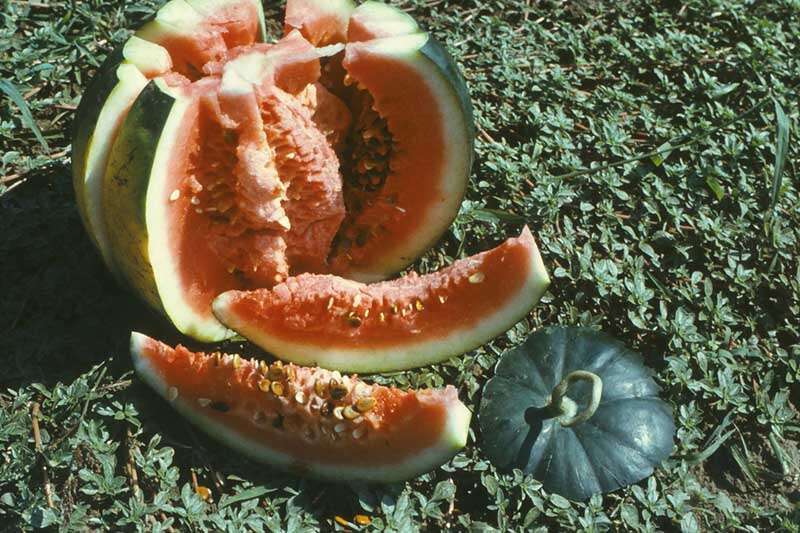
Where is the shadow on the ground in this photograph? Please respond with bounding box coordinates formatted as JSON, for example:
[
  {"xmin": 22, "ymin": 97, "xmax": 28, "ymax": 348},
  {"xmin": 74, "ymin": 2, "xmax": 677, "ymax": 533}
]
[{"xmin": 0, "ymin": 165, "xmax": 178, "ymax": 389}]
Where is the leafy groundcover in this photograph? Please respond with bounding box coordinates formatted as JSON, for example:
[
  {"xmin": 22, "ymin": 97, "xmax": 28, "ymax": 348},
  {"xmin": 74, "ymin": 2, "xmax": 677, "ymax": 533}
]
[{"xmin": 1, "ymin": 0, "xmax": 798, "ymax": 530}]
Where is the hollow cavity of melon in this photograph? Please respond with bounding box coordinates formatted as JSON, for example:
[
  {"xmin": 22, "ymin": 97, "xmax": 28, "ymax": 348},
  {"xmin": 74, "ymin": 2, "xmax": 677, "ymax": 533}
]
[
  {"xmin": 213, "ymin": 227, "xmax": 550, "ymax": 372},
  {"xmin": 131, "ymin": 332, "xmax": 471, "ymax": 481}
]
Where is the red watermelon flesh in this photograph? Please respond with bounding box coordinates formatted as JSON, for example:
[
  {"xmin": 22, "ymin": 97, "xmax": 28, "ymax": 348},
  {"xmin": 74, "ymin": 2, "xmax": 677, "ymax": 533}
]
[
  {"xmin": 131, "ymin": 332, "xmax": 471, "ymax": 481},
  {"xmin": 212, "ymin": 227, "xmax": 551, "ymax": 372}
]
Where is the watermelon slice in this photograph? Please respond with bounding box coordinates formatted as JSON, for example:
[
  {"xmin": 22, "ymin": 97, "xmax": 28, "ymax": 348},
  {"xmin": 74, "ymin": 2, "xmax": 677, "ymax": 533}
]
[
  {"xmin": 74, "ymin": 0, "xmax": 476, "ymax": 341},
  {"xmin": 72, "ymin": 0, "xmax": 266, "ymax": 268},
  {"xmin": 131, "ymin": 332, "xmax": 471, "ymax": 481},
  {"xmin": 213, "ymin": 227, "xmax": 550, "ymax": 372}
]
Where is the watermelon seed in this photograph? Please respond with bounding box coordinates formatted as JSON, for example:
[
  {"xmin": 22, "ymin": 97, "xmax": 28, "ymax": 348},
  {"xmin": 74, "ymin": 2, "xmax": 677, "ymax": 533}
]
[
  {"xmin": 169, "ymin": 189, "xmax": 180, "ymax": 201},
  {"xmin": 252, "ymin": 411, "xmax": 267, "ymax": 425},
  {"xmin": 321, "ymin": 401, "xmax": 335, "ymax": 417},
  {"xmin": 379, "ymin": 312, "xmax": 386, "ymax": 322},
  {"xmin": 314, "ymin": 379, "xmax": 328, "ymax": 397},
  {"xmin": 390, "ymin": 304, "xmax": 399, "ymax": 315},
  {"xmin": 334, "ymin": 422, "xmax": 347, "ymax": 433},
  {"xmin": 258, "ymin": 379, "xmax": 271, "ymax": 393},
  {"xmin": 352, "ymin": 426, "xmax": 366, "ymax": 439},
  {"xmin": 438, "ymin": 295, "xmax": 447, "ymax": 304},
  {"xmin": 326, "ymin": 297, "xmax": 334, "ymax": 311},
  {"xmin": 330, "ymin": 380, "xmax": 348, "ymax": 400},
  {"xmin": 190, "ymin": 196, "xmax": 200, "ymax": 205},
  {"xmin": 469, "ymin": 271, "xmax": 486, "ymax": 284},
  {"xmin": 167, "ymin": 387, "xmax": 178, "ymax": 402},
  {"xmin": 343, "ymin": 406, "xmax": 359, "ymax": 420},
  {"xmin": 196, "ymin": 398, "xmax": 212, "ymax": 407},
  {"xmin": 355, "ymin": 397, "xmax": 376, "ymax": 413},
  {"xmin": 333, "ymin": 406, "xmax": 345, "ymax": 420},
  {"xmin": 259, "ymin": 361, "xmax": 268, "ymax": 375},
  {"xmin": 272, "ymin": 414, "xmax": 284, "ymax": 429},
  {"xmin": 415, "ymin": 299, "xmax": 425, "ymax": 311},
  {"xmin": 346, "ymin": 312, "xmax": 362, "ymax": 328},
  {"xmin": 267, "ymin": 362, "xmax": 285, "ymax": 381},
  {"xmin": 194, "ymin": 208, "xmax": 204, "ymax": 214},
  {"xmin": 401, "ymin": 307, "xmax": 409, "ymax": 317},
  {"xmin": 294, "ymin": 391, "xmax": 307, "ymax": 404},
  {"xmin": 363, "ymin": 309, "xmax": 370, "ymax": 318},
  {"xmin": 232, "ymin": 354, "xmax": 242, "ymax": 369},
  {"xmin": 270, "ymin": 381, "xmax": 285, "ymax": 397},
  {"xmin": 353, "ymin": 294, "xmax": 362, "ymax": 307}
]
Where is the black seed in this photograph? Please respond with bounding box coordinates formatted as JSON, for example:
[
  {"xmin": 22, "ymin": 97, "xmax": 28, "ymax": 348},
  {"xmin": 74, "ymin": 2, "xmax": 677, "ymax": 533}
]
[
  {"xmin": 209, "ymin": 401, "xmax": 230, "ymax": 413},
  {"xmin": 273, "ymin": 414, "xmax": 284, "ymax": 429}
]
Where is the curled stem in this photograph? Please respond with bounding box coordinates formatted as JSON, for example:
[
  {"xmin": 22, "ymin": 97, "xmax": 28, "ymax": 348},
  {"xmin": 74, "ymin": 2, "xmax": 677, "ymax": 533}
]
[{"xmin": 549, "ymin": 370, "xmax": 603, "ymax": 427}]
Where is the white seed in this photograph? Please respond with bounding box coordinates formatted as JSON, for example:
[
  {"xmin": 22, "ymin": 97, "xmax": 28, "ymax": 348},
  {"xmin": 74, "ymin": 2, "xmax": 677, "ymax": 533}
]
[
  {"xmin": 327, "ymin": 297, "xmax": 335, "ymax": 311},
  {"xmin": 196, "ymin": 397, "xmax": 211, "ymax": 407},
  {"xmin": 278, "ymin": 215, "xmax": 291, "ymax": 230},
  {"xmin": 438, "ymin": 295, "xmax": 447, "ymax": 304},
  {"xmin": 190, "ymin": 196, "xmax": 200, "ymax": 205},
  {"xmin": 169, "ymin": 189, "xmax": 181, "ymax": 201},
  {"xmin": 352, "ymin": 426, "xmax": 366, "ymax": 439},
  {"xmin": 334, "ymin": 422, "xmax": 347, "ymax": 433},
  {"xmin": 195, "ymin": 208, "xmax": 204, "ymax": 214},
  {"xmin": 295, "ymin": 391, "xmax": 307, "ymax": 404},
  {"xmin": 333, "ymin": 406, "xmax": 345, "ymax": 420},
  {"xmin": 468, "ymin": 271, "xmax": 486, "ymax": 284},
  {"xmin": 353, "ymin": 294, "xmax": 362, "ymax": 307},
  {"xmin": 167, "ymin": 387, "xmax": 178, "ymax": 402}
]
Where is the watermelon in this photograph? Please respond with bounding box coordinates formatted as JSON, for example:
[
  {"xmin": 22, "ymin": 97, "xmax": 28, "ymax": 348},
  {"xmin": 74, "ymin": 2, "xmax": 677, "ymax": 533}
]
[
  {"xmin": 131, "ymin": 332, "xmax": 471, "ymax": 481},
  {"xmin": 73, "ymin": 0, "xmax": 475, "ymax": 341},
  {"xmin": 212, "ymin": 227, "xmax": 550, "ymax": 372}
]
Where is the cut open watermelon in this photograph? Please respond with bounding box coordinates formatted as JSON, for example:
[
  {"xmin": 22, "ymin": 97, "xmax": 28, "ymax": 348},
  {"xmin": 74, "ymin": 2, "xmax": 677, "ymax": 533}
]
[
  {"xmin": 213, "ymin": 227, "xmax": 550, "ymax": 372},
  {"xmin": 131, "ymin": 332, "xmax": 471, "ymax": 481},
  {"xmin": 73, "ymin": 0, "xmax": 475, "ymax": 341}
]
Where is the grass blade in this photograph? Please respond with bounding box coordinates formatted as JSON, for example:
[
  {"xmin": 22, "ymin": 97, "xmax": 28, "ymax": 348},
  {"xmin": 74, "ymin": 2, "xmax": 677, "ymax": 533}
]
[
  {"xmin": 0, "ymin": 79, "xmax": 50, "ymax": 152},
  {"xmin": 769, "ymin": 99, "xmax": 790, "ymax": 211}
]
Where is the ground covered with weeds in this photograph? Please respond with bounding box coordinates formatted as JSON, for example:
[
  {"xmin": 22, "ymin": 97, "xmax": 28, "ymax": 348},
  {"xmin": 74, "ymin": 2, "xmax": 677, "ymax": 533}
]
[{"xmin": 2, "ymin": 0, "xmax": 799, "ymax": 530}]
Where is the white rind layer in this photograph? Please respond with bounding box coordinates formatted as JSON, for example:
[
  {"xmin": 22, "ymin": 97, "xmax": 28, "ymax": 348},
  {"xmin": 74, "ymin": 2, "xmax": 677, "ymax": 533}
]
[{"xmin": 130, "ymin": 332, "xmax": 471, "ymax": 482}]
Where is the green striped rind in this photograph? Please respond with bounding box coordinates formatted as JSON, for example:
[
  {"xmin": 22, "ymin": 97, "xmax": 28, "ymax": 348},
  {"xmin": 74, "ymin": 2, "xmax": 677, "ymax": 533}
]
[
  {"xmin": 342, "ymin": 33, "xmax": 475, "ymax": 281},
  {"xmin": 214, "ymin": 230, "xmax": 550, "ymax": 373},
  {"xmin": 131, "ymin": 331, "xmax": 471, "ymax": 482},
  {"xmin": 71, "ymin": 45, "xmax": 125, "ymax": 255},
  {"xmin": 102, "ymin": 81, "xmax": 177, "ymax": 313}
]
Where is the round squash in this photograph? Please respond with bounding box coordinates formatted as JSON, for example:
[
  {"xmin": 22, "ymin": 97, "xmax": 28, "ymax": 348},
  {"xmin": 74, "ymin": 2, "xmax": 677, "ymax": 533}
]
[{"xmin": 479, "ymin": 326, "xmax": 675, "ymax": 501}]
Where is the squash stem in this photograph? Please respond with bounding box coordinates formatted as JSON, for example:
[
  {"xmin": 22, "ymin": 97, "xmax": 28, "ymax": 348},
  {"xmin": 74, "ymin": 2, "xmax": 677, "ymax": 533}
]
[{"xmin": 548, "ymin": 370, "xmax": 603, "ymax": 427}]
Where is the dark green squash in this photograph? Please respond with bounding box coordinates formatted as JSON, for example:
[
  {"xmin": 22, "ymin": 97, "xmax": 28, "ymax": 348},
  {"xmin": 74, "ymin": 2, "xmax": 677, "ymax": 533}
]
[{"xmin": 479, "ymin": 326, "xmax": 675, "ymax": 501}]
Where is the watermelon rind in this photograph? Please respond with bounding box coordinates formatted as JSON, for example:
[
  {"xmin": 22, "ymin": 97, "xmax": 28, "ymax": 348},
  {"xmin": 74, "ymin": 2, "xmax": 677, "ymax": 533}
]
[{"xmin": 130, "ymin": 331, "xmax": 471, "ymax": 482}]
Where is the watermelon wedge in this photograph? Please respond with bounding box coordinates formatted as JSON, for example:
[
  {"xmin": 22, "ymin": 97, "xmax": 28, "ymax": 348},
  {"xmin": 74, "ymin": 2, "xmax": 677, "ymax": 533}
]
[
  {"xmin": 131, "ymin": 332, "xmax": 471, "ymax": 481},
  {"xmin": 213, "ymin": 227, "xmax": 550, "ymax": 372}
]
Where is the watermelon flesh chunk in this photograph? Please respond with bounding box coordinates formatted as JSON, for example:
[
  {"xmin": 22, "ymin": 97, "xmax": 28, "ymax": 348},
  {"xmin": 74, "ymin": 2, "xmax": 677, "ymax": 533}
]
[
  {"xmin": 131, "ymin": 332, "xmax": 471, "ymax": 481},
  {"xmin": 212, "ymin": 227, "xmax": 551, "ymax": 372}
]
